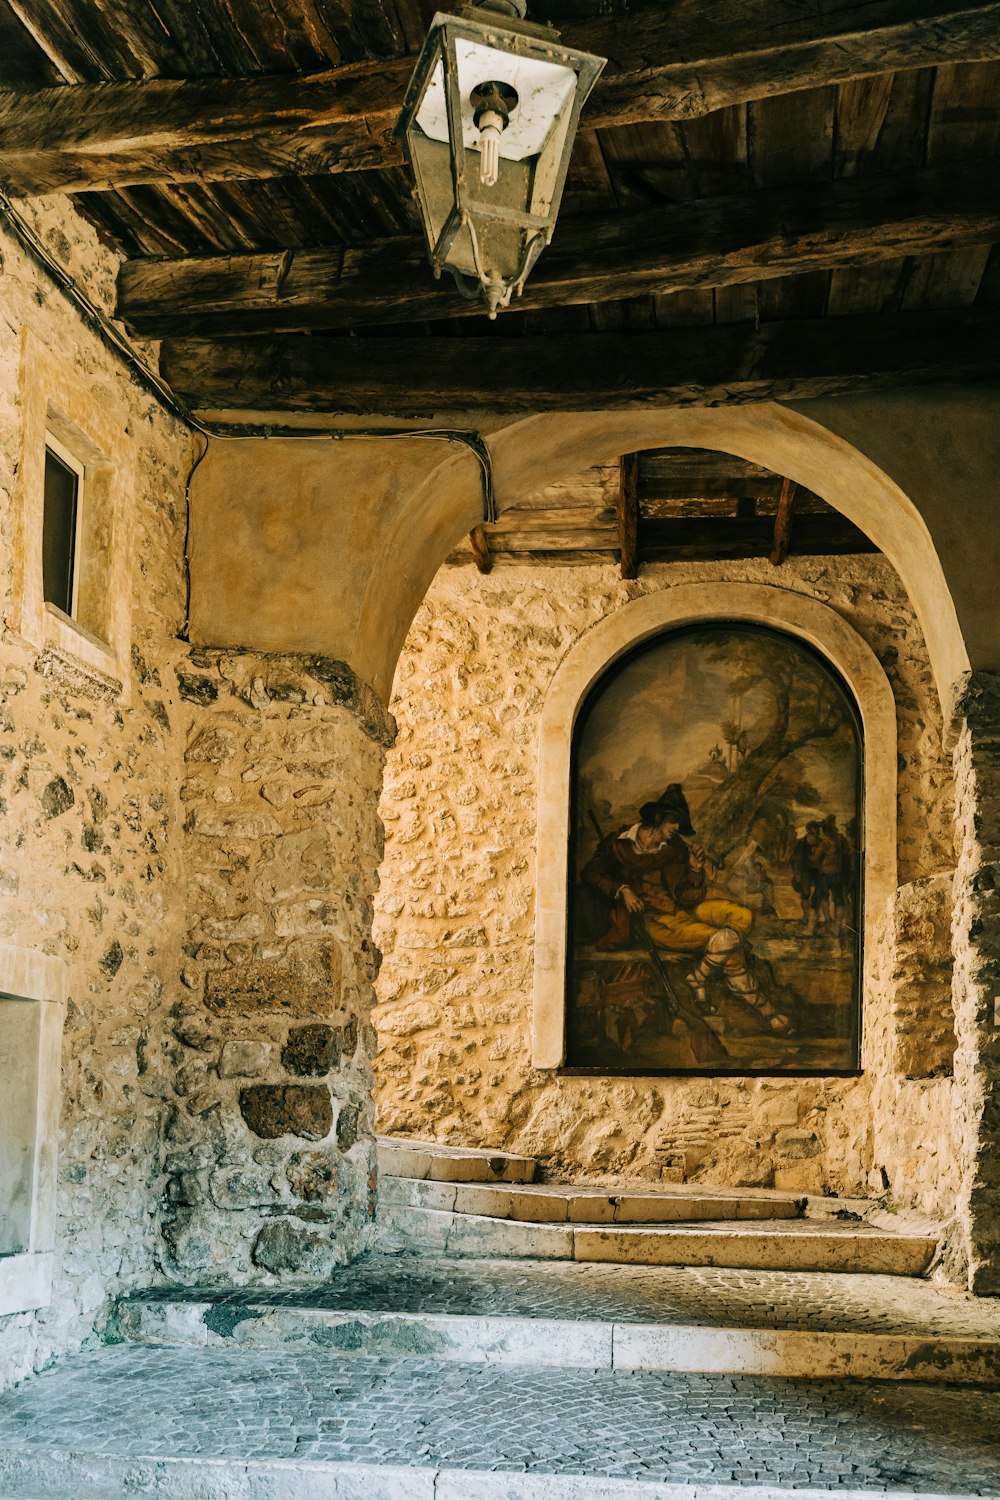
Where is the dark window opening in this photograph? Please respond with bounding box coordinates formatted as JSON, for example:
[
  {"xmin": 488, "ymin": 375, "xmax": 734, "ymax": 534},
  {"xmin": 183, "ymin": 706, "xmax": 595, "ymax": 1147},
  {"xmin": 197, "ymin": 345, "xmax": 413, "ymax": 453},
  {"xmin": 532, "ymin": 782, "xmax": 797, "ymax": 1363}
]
[{"xmin": 42, "ymin": 445, "xmax": 80, "ymax": 617}]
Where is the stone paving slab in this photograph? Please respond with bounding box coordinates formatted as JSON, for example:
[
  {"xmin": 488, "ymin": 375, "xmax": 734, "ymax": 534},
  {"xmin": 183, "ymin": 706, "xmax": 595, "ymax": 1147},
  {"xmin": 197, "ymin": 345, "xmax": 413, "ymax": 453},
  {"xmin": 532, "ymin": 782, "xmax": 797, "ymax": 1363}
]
[
  {"xmin": 573, "ymin": 1222, "xmax": 936, "ymax": 1275},
  {"xmin": 382, "ymin": 1177, "xmax": 805, "ymax": 1224},
  {"xmin": 118, "ymin": 1255, "xmax": 1000, "ymax": 1385},
  {"xmin": 0, "ymin": 1346, "xmax": 998, "ymax": 1496},
  {"xmin": 119, "ymin": 1300, "xmax": 1000, "ymax": 1385},
  {"xmin": 123, "ymin": 1255, "xmax": 1000, "ymax": 1337},
  {"xmin": 377, "ymin": 1136, "xmax": 537, "ymax": 1183},
  {"xmin": 377, "ymin": 1205, "xmax": 938, "ymax": 1274}
]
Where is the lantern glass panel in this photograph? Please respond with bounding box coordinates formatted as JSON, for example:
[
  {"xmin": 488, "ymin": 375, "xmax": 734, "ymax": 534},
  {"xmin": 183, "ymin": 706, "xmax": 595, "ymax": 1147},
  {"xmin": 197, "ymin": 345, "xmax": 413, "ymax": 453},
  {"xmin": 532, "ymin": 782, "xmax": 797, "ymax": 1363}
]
[
  {"xmin": 415, "ymin": 40, "xmax": 577, "ymax": 164},
  {"xmin": 399, "ymin": 9, "xmax": 605, "ymax": 309}
]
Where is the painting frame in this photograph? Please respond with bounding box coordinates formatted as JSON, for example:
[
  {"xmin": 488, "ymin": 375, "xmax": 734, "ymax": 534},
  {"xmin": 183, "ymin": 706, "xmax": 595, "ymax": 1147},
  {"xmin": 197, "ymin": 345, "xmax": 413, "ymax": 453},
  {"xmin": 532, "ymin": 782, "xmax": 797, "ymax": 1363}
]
[{"xmin": 562, "ymin": 621, "xmax": 864, "ymax": 1078}]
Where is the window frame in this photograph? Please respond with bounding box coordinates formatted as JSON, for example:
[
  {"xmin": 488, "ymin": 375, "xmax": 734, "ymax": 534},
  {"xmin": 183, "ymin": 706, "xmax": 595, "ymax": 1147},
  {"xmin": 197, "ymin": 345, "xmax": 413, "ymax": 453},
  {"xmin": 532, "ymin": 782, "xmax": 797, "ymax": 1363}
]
[{"xmin": 43, "ymin": 427, "xmax": 86, "ymax": 622}]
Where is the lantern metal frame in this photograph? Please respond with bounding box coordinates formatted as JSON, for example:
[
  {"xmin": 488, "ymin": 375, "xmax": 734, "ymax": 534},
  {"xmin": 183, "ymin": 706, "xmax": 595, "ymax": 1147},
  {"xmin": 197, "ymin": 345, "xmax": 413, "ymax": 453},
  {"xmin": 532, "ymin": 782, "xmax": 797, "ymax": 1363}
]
[{"xmin": 396, "ymin": 6, "xmax": 605, "ymax": 315}]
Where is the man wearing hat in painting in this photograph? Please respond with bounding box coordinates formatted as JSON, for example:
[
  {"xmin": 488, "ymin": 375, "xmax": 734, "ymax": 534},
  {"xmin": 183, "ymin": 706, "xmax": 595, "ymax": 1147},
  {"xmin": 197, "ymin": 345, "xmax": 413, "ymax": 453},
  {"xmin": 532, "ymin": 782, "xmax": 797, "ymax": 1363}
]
[{"xmin": 583, "ymin": 784, "xmax": 790, "ymax": 1033}]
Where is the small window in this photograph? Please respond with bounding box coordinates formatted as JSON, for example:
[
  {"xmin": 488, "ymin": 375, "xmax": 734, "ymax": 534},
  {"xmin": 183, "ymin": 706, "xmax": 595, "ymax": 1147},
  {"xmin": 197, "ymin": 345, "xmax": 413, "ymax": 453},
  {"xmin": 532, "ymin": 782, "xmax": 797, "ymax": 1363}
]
[{"xmin": 42, "ymin": 433, "xmax": 84, "ymax": 619}]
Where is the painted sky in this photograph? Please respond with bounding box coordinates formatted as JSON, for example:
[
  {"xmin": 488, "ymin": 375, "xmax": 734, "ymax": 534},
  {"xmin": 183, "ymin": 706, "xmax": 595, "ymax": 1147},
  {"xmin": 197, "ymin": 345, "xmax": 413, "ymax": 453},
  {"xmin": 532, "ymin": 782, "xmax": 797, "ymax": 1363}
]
[{"xmin": 575, "ymin": 626, "xmax": 857, "ymax": 833}]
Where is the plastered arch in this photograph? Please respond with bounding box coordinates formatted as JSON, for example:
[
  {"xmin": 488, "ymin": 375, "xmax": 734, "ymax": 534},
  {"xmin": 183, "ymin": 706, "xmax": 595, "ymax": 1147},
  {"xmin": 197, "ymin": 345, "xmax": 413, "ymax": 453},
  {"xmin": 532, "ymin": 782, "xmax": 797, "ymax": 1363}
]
[
  {"xmin": 485, "ymin": 405, "xmax": 968, "ymax": 715},
  {"xmin": 531, "ymin": 582, "xmax": 897, "ymax": 1069},
  {"xmin": 190, "ymin": 389, "xmax": 996, "ymax": 713}
]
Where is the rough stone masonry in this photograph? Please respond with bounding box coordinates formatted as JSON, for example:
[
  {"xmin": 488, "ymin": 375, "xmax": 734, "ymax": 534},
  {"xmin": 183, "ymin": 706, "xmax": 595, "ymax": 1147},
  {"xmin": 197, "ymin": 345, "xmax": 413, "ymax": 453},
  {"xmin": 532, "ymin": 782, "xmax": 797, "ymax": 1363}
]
[
  {"xmin": 373, "ymin": 555, "xmax": 963, "ymax": 1226},
  {"xmin": 163, "ymin": 647, "xmax": 393, "ymax": 1283}
]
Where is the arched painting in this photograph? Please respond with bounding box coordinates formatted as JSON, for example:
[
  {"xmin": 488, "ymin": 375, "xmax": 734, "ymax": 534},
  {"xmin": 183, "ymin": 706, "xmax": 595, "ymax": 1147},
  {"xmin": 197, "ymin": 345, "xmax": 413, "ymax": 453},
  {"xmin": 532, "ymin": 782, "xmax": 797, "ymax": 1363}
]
[{"xmin": 567, "ymin": 624, "xmax": 862, "ymax": 1075}]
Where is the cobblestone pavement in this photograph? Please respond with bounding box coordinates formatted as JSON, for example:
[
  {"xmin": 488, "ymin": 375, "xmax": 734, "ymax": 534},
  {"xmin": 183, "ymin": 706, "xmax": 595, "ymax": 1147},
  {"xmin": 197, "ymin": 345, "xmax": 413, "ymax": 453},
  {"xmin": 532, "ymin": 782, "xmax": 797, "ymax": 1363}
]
[
  {"xmin": 128, "ymin": 1254, "xmax": 1000, "ymax": 1339},
  {"xmin": 0, "ymin": 1345, "xmax": 998, "ymax": 1491}
]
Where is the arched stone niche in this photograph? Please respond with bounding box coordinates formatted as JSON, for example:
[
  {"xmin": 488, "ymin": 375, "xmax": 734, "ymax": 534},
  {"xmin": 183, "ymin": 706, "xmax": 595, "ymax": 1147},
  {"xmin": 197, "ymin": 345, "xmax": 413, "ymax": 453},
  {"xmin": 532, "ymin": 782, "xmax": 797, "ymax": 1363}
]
[{"xmin": 532, "ymin": 582, "xmax": 897, "ymax": 1069}]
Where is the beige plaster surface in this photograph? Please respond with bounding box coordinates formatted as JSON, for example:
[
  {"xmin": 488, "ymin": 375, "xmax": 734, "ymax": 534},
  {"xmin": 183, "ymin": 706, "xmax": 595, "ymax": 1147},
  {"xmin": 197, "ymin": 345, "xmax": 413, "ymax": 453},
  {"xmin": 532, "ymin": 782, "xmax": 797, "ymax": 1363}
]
[
  {"xmin": 788, "ymin": 386, "xmax": 1000, "ymax": 691},
  {"xmin": 530, "ymin": 583, "xmax": 897, "ymax": 1069},
  {"xmin": 184, "ymin": 392, "xmax": 1000, "ymax": 712},
  {"xmin": 187, "ymin": 435, "xmax": 482, "ymax": 675}
]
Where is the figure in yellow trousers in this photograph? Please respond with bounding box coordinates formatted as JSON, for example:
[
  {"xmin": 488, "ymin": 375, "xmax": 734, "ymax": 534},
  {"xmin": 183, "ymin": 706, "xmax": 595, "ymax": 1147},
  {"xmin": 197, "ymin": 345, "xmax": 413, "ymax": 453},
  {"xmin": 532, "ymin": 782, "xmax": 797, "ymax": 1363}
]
[{"xmin": 583, "ymin": 785, "xmax": 790, "ymax": 1034}]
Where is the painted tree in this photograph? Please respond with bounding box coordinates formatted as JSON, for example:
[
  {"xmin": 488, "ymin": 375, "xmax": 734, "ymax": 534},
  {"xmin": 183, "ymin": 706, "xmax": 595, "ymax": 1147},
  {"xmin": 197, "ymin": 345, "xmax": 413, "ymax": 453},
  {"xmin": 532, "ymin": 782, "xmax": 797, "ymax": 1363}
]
[{"xmin": 694, "ymin": 635, "xmax": 853, "ymax": 859}]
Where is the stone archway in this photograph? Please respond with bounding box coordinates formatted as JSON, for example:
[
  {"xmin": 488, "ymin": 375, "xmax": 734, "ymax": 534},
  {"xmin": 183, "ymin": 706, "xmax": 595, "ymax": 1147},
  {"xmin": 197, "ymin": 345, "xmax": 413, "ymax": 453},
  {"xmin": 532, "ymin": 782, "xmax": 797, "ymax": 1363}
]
[
  {"xmin": 191, "ymin": 389, "xmax": 997, "ymax": 713},
  {"xmin": 186, "ymin": 387, "xmax": 1000, "ymax": 1291},
  {"xmin": 530, "ymin": 584, "xmax": 897, "ymax": 1070}
]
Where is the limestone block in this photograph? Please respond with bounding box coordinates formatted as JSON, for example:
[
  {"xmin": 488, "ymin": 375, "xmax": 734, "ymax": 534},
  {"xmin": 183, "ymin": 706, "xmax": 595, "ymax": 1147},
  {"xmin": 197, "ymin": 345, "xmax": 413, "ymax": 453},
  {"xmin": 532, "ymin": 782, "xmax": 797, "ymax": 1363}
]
[
  {"xmin": 255, "ymin": 828, "xmax": 335, "ymax": 904},
  {"xmin": 204, "ymin": 949, "xmax": 341, "ymax": 1019},
  {"xmin": 160, "ymin": 1211, "xmax": 216, "ymax": 1272},
  {"xmin": 273, "ymin": 900, "xmax": 351, "ymax": 942},
  {"xmin": 194, "ymin": 808, "xmax": 282, "ymax": 840},
  {"xmin": 219, "ymin": 1040, "xmax": 274, "ymax": 1078},
  {"xmin": 251, "ymin": 1218, "xmax": 341, "ymax": 1276},
  {"xmin": 239, "ymin": 1085, "xmax": 333, "ymax": 1141},
  {"xmin": 774, "ymin": 1165, "xmax": 827, "ymax": 1193},
  {"xmin": 281, "ymin": 1025, "xmax": 337, "ymax": 1076},
  {"xmin": 185, "ymin": 726, "xmax": 240, "ymax": 764},
  {"xmin": 286, "ymin": 1151, "xmax": 338, "ymax": 1203},
  {"xmin": 774, "ymin": 1130, "xmax": 824, "ymax": 1160},
  {"xmin": 209, "ymin": 1168, "xmax": 278, "ymax": 1211}
]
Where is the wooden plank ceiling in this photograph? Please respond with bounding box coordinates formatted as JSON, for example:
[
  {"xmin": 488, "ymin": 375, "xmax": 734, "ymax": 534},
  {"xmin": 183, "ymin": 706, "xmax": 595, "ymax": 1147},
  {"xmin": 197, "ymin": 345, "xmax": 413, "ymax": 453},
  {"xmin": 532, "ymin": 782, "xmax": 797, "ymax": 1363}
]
[
  {"xmin": 1, "ymin": 0, "xmax": 998, "ymax": 565},
  {"xmin": 452, "ymin": 449, "xmax": 876, "ymax": 571}
]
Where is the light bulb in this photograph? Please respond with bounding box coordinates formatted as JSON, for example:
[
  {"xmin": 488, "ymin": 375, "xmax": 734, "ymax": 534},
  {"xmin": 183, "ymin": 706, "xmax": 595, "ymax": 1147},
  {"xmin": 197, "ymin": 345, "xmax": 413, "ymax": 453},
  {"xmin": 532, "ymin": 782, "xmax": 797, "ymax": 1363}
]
[{"xmin": 478, "ymin": 109, "xmax": 503, "ymax": 187}]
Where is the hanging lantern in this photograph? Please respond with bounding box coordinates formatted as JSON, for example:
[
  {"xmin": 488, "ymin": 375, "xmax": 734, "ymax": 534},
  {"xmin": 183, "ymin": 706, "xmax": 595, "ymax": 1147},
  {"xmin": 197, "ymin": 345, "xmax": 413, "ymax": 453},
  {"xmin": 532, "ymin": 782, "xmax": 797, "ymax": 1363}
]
[{"xmin": 396, "ymin": 1, "xmax": 606, "ymax": 318}]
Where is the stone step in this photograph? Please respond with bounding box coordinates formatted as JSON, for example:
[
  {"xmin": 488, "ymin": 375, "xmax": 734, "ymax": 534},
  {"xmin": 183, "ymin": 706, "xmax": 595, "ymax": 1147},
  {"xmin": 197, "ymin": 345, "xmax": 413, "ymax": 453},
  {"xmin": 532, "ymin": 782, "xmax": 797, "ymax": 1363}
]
[
  {"xmin": 377, "ymin": 1134, "xmax": 537, "ymax": 1183},
  {"xmin": 116, "ymin": 1254, "xmax": 1000, "ymax": 1386},
  {"xmin": 380, "ymin": 1174, "xmax": 805, "ymax": 1224},
  {"xmin": 1, "ymin": 1343, "xmax": 998, "ymax": 1498},
  {"xmin": 377, "ymin": 1204, "xmax": 938, "ymax": 1275}
]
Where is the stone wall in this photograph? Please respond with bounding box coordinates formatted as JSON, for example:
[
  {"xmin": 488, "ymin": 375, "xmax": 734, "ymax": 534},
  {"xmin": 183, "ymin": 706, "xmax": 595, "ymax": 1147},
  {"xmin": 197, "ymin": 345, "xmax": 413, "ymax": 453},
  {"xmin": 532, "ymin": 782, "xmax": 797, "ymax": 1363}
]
[
  {"xmin": 374, "ymin": 555, "xmax": 961, "ymax": 1216},
  {"xmin": 162, "ymin": 648, "xmax": 392, "ymax": 1283},
  {"xmin": 950, "ymin": 671, "xmax": 1000, "ymax": 1292},
  {"xmin": 0, "ymin": 202, "xmax": 191, "ymax": 1387}
]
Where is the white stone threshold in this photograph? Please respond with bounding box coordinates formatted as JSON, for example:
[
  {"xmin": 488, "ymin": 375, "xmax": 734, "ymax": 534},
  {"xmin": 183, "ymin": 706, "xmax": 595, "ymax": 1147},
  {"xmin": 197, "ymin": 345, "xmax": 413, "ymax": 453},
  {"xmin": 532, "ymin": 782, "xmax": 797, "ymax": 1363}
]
[
  {"xmin": 377, "ymin": 1135, "xmax": 537, "ymax": 1183},
  {"xmin": 0, "ymin": 1451, "xmax": 983, "ymax": 1500},
  {"xmin": 376, "ymin": 1204, "xmax": 937, "ymax": 1275},
  {"xmin": 0, "ymin": 1252, "xmax": 52, "ymax": 1317},
  {"xmin": 119, "ymin": 1299, "xmax": 1000, "ymax": 1386}
]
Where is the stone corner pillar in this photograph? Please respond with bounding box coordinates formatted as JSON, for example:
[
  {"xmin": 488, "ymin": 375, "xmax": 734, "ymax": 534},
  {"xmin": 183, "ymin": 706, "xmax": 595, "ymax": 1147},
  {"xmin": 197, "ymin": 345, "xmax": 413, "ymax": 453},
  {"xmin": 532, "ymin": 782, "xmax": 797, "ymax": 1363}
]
[
  {"xmin": 951, "ymin": 669, "xmax": 1000, "ymax": 1294},
  {"xmin": 160, "ymin": 646, "xmax": 394, "ymax": 1283}
]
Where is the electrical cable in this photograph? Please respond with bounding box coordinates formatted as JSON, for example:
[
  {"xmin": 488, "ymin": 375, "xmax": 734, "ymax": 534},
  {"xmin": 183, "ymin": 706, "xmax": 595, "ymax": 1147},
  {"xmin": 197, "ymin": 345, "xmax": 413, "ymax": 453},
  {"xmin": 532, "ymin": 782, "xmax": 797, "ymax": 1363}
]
[{"xmin": 0, "ymin": 189, "xmax": 498, "ymax": 523}]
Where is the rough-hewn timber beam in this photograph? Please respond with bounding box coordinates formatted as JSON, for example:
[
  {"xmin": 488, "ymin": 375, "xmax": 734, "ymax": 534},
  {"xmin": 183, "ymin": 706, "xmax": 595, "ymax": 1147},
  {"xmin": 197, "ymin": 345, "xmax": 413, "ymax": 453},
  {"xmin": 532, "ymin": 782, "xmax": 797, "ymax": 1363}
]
[
  {"xmin": 618, "ymin": 453, "xmax": 640, "ymax": 580},
  {"xmin": 2, "ymin": 1, "xmax": 999, "ymax": 194},
  {"xmin": 159, "ymin": 308, "xmax": 1000, "ymax": 416},
  {"xmin": 641, "ymin": 514, "xmax": 876, "ymax": 561},
  {"xmin": 769, "ymin": 478, "xmax": 799, "ymax": 565},
  {"xmin": 475, "ymin": 512, "xmax": 877, "ymax": 561},
  {"xmin": 117, "ymin": 164, "xmax": 1000, "ymax": 338},
  {"xmin": 468, "ymin": 524, "xmax": 493, "ymax": 575}
]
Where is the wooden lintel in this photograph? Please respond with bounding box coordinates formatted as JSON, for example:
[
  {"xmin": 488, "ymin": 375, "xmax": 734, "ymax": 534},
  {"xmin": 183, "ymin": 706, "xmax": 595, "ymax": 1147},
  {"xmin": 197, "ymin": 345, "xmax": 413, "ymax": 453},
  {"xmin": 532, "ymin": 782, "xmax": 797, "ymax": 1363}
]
[
  {"xmin": 117, "ymin": 163, "xmax": 1000, "ymax": 338},
  {"xmin": 470, "ymin": 512, "xmax": 877, "ymax": 562},
  {"xmin": 769, "ymin": 478, "xmax": 799, "ymax": 565},
  {"xmin": 159, "ymin": 307, "xmax": 1000, "ymax": 416},
  {"xmin": 641, "ymin": 513, "xmax": 876, "ymax": 561},
  {"xmin": 618, "ymin": 453, "xmax": 640, "ymax": 580},
  {"xmin": 3, "ymin": 1, "xmax": 1000, "ymax": 194},
  {"xmin": 468, "ymin": 524, "xmax": 493, "ymax": 575}
]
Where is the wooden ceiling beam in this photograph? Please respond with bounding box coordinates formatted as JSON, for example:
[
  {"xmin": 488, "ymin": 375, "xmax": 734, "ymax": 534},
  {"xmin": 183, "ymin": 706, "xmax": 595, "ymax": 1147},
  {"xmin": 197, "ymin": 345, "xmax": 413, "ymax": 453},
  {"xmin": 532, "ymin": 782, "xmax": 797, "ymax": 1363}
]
[
  {"xmin": 640, "ymin": 514, "xmax": 876, "ymax": 561},
  {"xmin": 2, "ymin": 0, "xmax": 1000, "ymax": 195},
  {"xmin": 769, "ymin": 478, "xmax": 799, "ymax": 565},
  {"xmin": 618, "ymin": 453, "xmax": 640, "ymax": 580},
  {"xmin": 159, "ymin": 307, "xmax": 1000, "ymax": 415},
  {"xmin": 470, "ymin": 511, "xmax": 876, "ymax": 562},
  {"xmin": 115, "ymin": 163, "xmax": 1000, "ymax": 338},
  {"xmin": 468, "ymin": 524, "xmax": 493, "ymax": 575}
]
